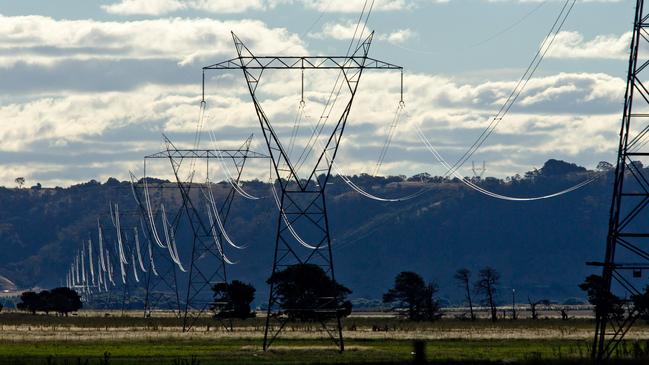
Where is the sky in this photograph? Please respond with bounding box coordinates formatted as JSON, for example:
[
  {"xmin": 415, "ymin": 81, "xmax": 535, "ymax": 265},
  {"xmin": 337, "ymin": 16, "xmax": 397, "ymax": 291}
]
[{"xmin": 0, "ymin": 0, "xmax": 638, "ymax": 187}]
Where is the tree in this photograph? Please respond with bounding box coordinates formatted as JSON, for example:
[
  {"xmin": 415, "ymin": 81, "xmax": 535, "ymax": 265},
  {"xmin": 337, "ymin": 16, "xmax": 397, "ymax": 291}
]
[
  {"xmin": 579, "ymin": 275, "xmax": 624, "ymax": 321},
  {"xmin": 37, "ymin": 290, "xmax": 53, "ymax": 314},
  {"xmin": 48, "ymin": 287, "xmax": 82, "ymax": 316},
  {"xmin": 383, "ymin": 271, "xmax": 442, "ymax": 321},
  {"xmin": 17, "ymin": 291, "xmax": 41, "ymax": 314},
  {"xmin": 266, "ymin": 264, "xmax": 352, "ymax": 321},
  {"xmin": 0, "ymin": 302, "xmax": 3, "ymax": 313},
  {"xmin": 528, "ymin": 297, "xmax": 551, "ymax": 320},
  {"xmin": 597, "ymin": 161, "xmax": 614, "ymax": 172},
  {"xmin": 454, "ymin": 268, "xmax": 475, "ymax": 320},
  {"xmin": 475, "ymin": 267, "xmax": 500, "ymax": 322},
  {"xmin": 14, "ymin": 177, "xmax": 24, "ymax": 188},
  {"xmin": 16, "ymin": 288, "xmax": 81, "ymax": 315},
  {"xmin": 211, "ymin": 280, "xmax": 256, "ymax": 319}
]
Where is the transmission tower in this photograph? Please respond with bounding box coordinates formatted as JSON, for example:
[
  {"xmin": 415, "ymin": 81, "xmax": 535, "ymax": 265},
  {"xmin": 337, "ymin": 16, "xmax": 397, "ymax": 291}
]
[
  {"xmin": 590, "ymin": 0, "xmax": 649, "ymax": 360},
  {"xmin": 152, "ymin": 135, "xmax": 267, "ymax": 331},
  {"xmin": 472, "ymin": 161, "xmax": 486, "ymax": 180},
  {"xmin": 204, "ymin": 32, "xmax": 403, "ymax": 351},
  {"xmin": 130, "ymin": 173, "xmax": 183, "ymax": 317}
]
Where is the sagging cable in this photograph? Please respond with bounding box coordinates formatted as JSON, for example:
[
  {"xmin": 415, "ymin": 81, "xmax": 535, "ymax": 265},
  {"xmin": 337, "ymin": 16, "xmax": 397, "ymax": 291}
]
[
  {"xmin": 205, "ymin": 120, "xmax": 259, "ymax": 200},
  {"xmin": 204, "ymin": 180, "xmax": 247, "ymax": 250},
  {"xmin": 161, "ymin": 203, "xmax": 186, "ymax": 272},
  {"xmin": 374, "ymin": 102, "xmax": 404, "ymax": 176},
  {"xmin": 288, "ymin": 101, "xmax": 305, "ymax": 156},
  {"xmin": 97, "ymin": 220, "xmax": 106, "ymax": 272},
  {"xmin": 117, "ymin": 239, "xmax": 127, "ymax": 285},
  {"xmin": 148, "ymin": 239, "xmax": 158, "ymax": 277},
  {"xmin": 270, "ymin": 183, "xmax": 323, "ymax": 250},
  {"xmin": 114, "ymin": 204, "xmax": 128, "ymax": 264},
  {"xmin": 133, "ymin": 227, "xmax": 147, "ymax": 273},
  {"xmin": 205, "ymin": 203, "xmax": 236, "ymax": 265},
  {"xmin": 131, "ymin": 253, "xmax": 140, "ymax": 283},
  {"xmin": 142, "ymin": 178, "xmax": 168, "ymax": 249},
  {"xmin": 88, "ymin": 239, "xmax": 95, "ymax": 286},
  {"xmin": 97, "ymin": 253, "xmax": 103, "ymax": 289},
  {"xmin": 415, "ymin": 125, "xmax": 598, "ymax": 201},
  {"xmin": 106, "ymin": 249, "xmax": 115, "ymax": 285},
  {"xmin": 81, "ymin": 245, "xmax": 86, "ymax": 284},
  {"xmin": 313, "ymin": 122, "xmax": 429, "ymax": 202}
]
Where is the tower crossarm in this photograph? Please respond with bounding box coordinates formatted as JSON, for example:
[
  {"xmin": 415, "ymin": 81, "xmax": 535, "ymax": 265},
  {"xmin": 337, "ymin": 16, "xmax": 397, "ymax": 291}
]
[
  {"xmin": 144, "ymin": 149, "xmax": 268, "ymax": 160},
  {"xmin": 203, "ymin": 56, "xmax": 402, "ymax": 71}
]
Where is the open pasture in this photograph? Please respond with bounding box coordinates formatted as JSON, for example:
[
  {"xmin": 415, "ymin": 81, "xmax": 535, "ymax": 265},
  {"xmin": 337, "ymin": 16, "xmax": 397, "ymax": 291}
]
[{"xmin": 2, "ymin": 312, "xmax": 649, "ymax": 364}]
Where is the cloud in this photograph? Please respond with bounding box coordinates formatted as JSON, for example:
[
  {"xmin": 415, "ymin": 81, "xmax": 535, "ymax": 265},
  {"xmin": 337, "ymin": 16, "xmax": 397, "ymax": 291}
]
[
  {"xmin": 378, "ymin": 29, "xmax": 415, "ymax": 44},
  {"xmin": 301, "ymin": 0, "xmax": 414, "ymax": 13},
  {"xmin": 546, "ymin": 31, "xmax": 631, "ymax": 60},
  {"xmin": 102, "ymin": 0, "xmax": 186, "ymax": 15},
  {"xmin": 0, "ymin": 14, "xmax": 306, "ymax": 68},
  {"xmin": 101, "ymin": 0, "xmax": 455, "ymax": 16},
  {"xmin": 102, "ymin": 0, "xmax": 266, "ymax": 15},
  {"xmin": 0, "ymin": 68, "xmax": 626, "ymax": 186},
  {"xmin": 308, "ymin": 20, "xmax": 415, "ymax": 44}
]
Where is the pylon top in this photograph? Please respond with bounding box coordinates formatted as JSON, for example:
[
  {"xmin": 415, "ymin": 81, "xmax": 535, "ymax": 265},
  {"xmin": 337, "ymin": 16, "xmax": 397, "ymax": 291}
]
[{"xmin": 203, "ymin": 32, "xmax": 402, "ymax": 71}]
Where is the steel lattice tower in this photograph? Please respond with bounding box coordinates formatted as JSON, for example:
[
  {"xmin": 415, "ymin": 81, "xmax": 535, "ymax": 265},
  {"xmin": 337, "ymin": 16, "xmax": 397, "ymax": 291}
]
[
  {"xmin": 203, "ymin": 32, "xmax": 403, "ymax": 351},
  {"xmin": 152, "ymin": 136, "xmax": 267, "ymax": 331},
  {"xmin": 591, "ymin": 0, "xmax": 649, "ymax": 360},
  {"xmin": 131, "ymin": 172, "xmax": 183, "ymax": 317}
]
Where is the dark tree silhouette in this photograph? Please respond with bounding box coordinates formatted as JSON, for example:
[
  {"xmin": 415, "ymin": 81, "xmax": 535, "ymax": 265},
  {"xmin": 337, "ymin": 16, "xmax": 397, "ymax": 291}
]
[
  {"xmin": 37, "ymin": 290, "xmax": 53, "ymax": 314},
  {"xmin": 454, "ymin": 268, "xmax": 475, "ymax": 321},
  {"xmin": 0, "ymin": 302, "xmax": 3, "ymax": 313},
  {"xmin": 14, "ymin": 177, "xmax": 24, "ymax": 188},
  {"xmin": 267, "ymin": 264, "xmax": 352, "ymax": 321},
  {"xmin": 211, "ymin": 280, "xmax": 256, "ymax": 319},
  {"xmin": 17, "ymin": 291, "xmax": 41, "ymax": 314},
  {"xmin": 579, "ymin": 274, "xmax": 624, "ymax": 320},
  {"xmin": 475, "ymin": 267, "xmax": 500, "ymax": 322},
  {"xmin": 383, "ymin": 271, "xmax": 442, "ymax": 321},
  {"xmin": 48, "ymin": 287, "xmax": 82, "ymax": 316},
  {"xmin": 528, "ymin": 297, "xmax": 551, "ymax": 320},
  {"xmin": 17, "ymin": 288, "xmax": 81, "ymax": 315}
]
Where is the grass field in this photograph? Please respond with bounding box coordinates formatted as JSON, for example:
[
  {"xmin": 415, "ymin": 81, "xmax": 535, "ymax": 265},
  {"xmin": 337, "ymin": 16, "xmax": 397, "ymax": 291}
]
[{"xmin": 2, "ymin": 312, "xmax": 649, "ymax": 364}]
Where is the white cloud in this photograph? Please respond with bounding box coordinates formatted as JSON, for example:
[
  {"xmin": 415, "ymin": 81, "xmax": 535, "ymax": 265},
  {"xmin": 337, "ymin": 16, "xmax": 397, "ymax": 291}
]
[
  {"xmin": 309, "ymin": 20, "xmax": 415, "ymax": 44},
  {"xmin": 546, "ymin": 31, "xmax": 631, "ymax": 60},
  {"xmin": 302, "ymin": 0, "xmax": 413, "ymax": 13},
  {"xmin": 379, "ymin": 29, "xmax": 415, "ymax": 44},
  {"xmin": 102, "ymin": 0, "xmax": 186, "ymax": 15},
  {"xmin": 0, "ymin": 14, "xmax": 306, "ymax": 67},
  {"xmin": 102, "ymin": 0, "xmax": 266, "ymax": 15},
  {"xmin": 0, "ymin": 69, "xmax": 626, "ymax": 185},
  {"xmin": 102, "ymin": 0, "xmax": 454, "ymax": 16}
]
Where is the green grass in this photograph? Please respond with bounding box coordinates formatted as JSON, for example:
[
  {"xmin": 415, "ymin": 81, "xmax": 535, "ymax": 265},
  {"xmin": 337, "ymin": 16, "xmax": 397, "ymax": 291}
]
[
  {"xmin": 0, "ymin": 338, "xmax": 607, "ymax": 364},
  {"xmin": 3, "ymin": 313, "xmax": 649, "ymax": 364}
]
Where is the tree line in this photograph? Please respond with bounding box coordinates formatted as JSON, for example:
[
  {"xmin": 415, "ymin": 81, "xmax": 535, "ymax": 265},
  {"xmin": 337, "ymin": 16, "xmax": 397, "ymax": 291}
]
[
  {"xmin": 208, "ymin": 264, "xmax": 506, "ymax": 322},
  {"xmin": 10, "ymin": 264, "xmax": 595, "ymax": 322}
]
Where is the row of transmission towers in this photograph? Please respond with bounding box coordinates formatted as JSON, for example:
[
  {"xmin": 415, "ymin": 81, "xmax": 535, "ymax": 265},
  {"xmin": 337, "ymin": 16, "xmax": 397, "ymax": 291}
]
[
  {"xmin": 77, "ymin": 29, "xmax": 402, "ymax": 350},
  {"xmin": 62, "ymin": 0, "xmax": 649, "ymax": 360}
]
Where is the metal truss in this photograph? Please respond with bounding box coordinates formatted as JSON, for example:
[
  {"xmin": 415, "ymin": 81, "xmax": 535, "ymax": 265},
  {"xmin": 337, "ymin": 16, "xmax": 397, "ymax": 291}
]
[
  {"xmin": 149, "ymin": 135, "xmax": 267, "ymax": 331},
  {"xmin": 203, "ymin": 32, "xmax": 402, "ymax": 351},
  {"xmin": 591, "ymin": 0, "xmax": 649, "ymax": 361},
  {"xmin": 130, "ymin": 174, "xmax": 183, "ymax": 317}
]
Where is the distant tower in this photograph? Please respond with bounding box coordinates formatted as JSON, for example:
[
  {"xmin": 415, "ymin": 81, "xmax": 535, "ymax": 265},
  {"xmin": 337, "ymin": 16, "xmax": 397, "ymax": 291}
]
[
  {"xmin": 590, "ymin": 0, "xmax": 649, "ymax": 361},
  {"xmin": 471, "ymin": 161, "xmax": 486, "ymax": 180}
]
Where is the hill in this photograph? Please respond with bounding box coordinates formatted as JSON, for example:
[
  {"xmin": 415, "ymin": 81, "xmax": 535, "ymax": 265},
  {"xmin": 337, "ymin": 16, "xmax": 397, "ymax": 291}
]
[{"xmin": 0, "ymin": 160, "xmax": 617, "ymax": 305}]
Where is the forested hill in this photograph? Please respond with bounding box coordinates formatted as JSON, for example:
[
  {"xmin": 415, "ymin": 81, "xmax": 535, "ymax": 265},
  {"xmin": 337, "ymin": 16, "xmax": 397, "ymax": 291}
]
[{"xmin": 0, "ymin": 159, "xmax": 619, "ymax": 304}]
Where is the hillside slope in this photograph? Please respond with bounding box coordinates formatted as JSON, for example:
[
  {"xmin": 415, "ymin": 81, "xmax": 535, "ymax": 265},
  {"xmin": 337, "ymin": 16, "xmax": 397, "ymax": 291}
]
[{"xmin": 0, "ymin": 160, "xmax": 617, "ymax": 304}]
